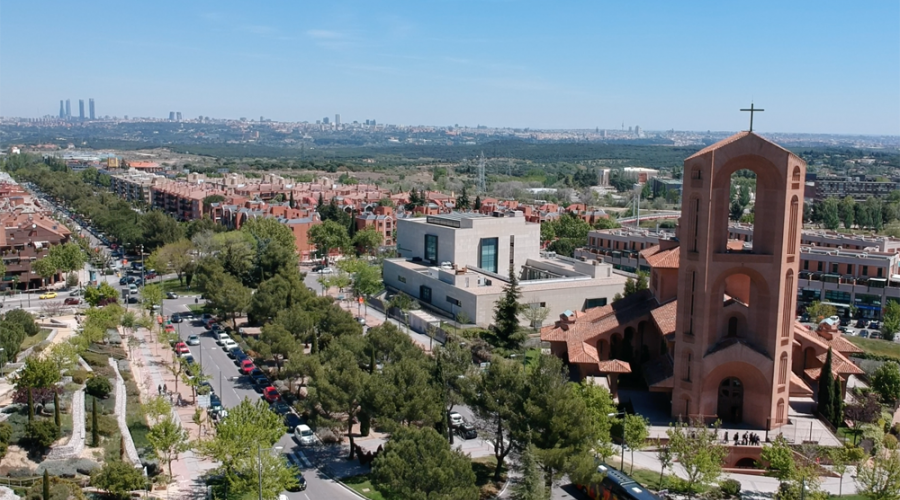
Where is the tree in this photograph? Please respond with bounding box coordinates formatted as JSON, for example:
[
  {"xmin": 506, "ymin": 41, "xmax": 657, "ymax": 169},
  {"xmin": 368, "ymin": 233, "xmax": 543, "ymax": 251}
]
[
  {"xmin": 623, "ymin": 414, "xmax": 650, "ymax": 474},
  {"xmin": 148, "ymin": 415, "xmax": 192, "ymax": 480},
  {"xmin": 820, "ymin": 197, "xmax": 840, "ymax": 230},
  {"xmin": 32, "ymin": 257, "xmax": 58, "ymax": 286},
  {"xmin": 434, "ymin": 340, "xmax": 472, "ymax": 444},
  {"xmin": 47, "ymin": 340, "xmax": 80, "ymax": 374},
  {"xmin": 839, "ymin": 196, "xmax": 856, "ymax": 229},
  {"xmin": 371, "ymin": 426, "xmax": 479, "ymax": 500},
  {"xmin": 140, "ymin": 210, "xmax": 184, "ymax": 251},
  {"xmin": 571, "ymin": 381, "xmax": 616, "ymax": 463},
  {"xmin": 516, "ymin": 355, "xmax": 596, "ymax": 488},
  {"xmin": 817, "ymin": 348, "xmax": 836, "ymax": 424},
  {"xmin": 623, "ymin": 271, "xmax": 649, "ymax": 298},
  {"xmin": 872, "ymin": 361, "xmax": 900, "ymax": 406},
  {"xmin": 474, "ymin": 195, "xmax": 482, "ymax": 210},
  {"xmin": 91, "ymin": 396, "xmax": 99, "ymax": 447},
  {"xmin": 48, "ymin": 242, "xmax": 86, "ymax": 275},
  {"xmin": 26, "ymin": 420, "xmax": 60, "ymax": 449},
  {"xmin": 140, "ymin": 284, "xmax": 163, "ymax": 313},
  {"xmin": 457, "ymin": 186, "xmax": 471, "ymax": 211},
  {"xmin": 806, "ymin": 301, "xmax": 836, "ymax": 323},
  {"xmin": 307, "ymin": 337, "xmax": 369, "ymax": 460},
  {"xmin": 856, "ymin": 443, "xmax": 900, "ymax": 500},
  {"xmin": 845, "ymin": 393, "xmax": 882, "ymax": 445},
  {"xmin": 90, "ymin": 460, "xmax": 147, "ymax": 500},
  {"xmin": 308, "ymin": 220, "xmax": 351, "ymax": 259},
  {"xmin": 522, "ymin": 301, "xmax": 550, "ymax": 331},
  {"xmin": 352, "ymin": 227, "xmax": 383, "ymax": 256},
  {"xmin": 42, "ymin": 469, "xmax": 49, "ymax": 500},
  {"xmin": 196, "ymin": 398, "xmax": 296, "ymax": 497},
  {"xmin": 84, "ymin": 282, "xmax": 119, "ymax": 307},
  {"xmin": 86, "ymin": 376, "xmax": 112, "ymax": 399},
  {"xmin": 666, "ymin": 419, "xmax": 727, "ymax": 497},
  {"xmin": 760, "ymin": 435, "xmax": 796, "ymax": 482},
  {"xmin": 53, "ymin": 391, "xmax": 60, "ymax": 427},
  {"xmin": 15, "ymin": 357, "xmax": 61, "ymax": 390},
  {"xmin": 882, "ymin": 300, "xmax": 900, "ymax": 342},
  {"xmin": 148, "ymin": 239, "xmax": 196, "ymax": 286},
  {"xmin": 205, "ymin": 274, "xmax": 251, "ymax": 328},
  {"xmin": 512, "ymin": 442, "xmax": 549, "ymax": 500},
  {"xmin": 730, "ymin": 198, "xmax": 745, "ymax": 221},
  {"xmin": 493, "ymin": 266, "xmax": 524, "ymax": 350}
]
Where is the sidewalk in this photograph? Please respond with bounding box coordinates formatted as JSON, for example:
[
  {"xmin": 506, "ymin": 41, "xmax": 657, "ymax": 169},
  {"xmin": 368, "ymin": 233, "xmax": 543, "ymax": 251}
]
[{"xmin": 129, "ymin": 324, "xmax": 216, "ymax": 498}]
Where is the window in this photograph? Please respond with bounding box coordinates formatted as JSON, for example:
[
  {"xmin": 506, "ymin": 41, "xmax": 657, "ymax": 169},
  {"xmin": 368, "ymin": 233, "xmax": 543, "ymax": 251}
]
[
  {"xmin": 727, "ymin": 317, "xmax": 738, "ymax": 337},
  {"xmin": 862, "ymin": 266, "xmax": 868, "ymax": 276},
  {"xmin": 691, "ymin": 198, "xmax": 700, "ymax": 252},
  {"xmin": 831, "ymin": 263, "xmax": 839, "ymax": 274},
  {"xmin": 424, "ymin": 234, "xmax": 438, "ymax": 264},
  {"xmin": 788, "ymin": 196, "xmax": 799, "ymax": 255},
  {"xmin": 584, "ymin": 298, "xmax": 608, "ymax": 309},
  {"xmin": 779, "ymin": 353, "xmax": 788, "ymax": 385},
  {"xmin": 817, "ymin": 261, "xmax": 823, "ymax": 272},
  {"xmin": 804, "ymin": 260, "xmax": 809, "ymax": 270},
  {"xmin": 419, "ymin": 285, "xmax": 432, "ymax": 304},
  {"xmin": 479, "ymin": 237, "xmax": 498, "ymax": 273},
  {"xmin": 446, "ymin": 296, "xmax": 460, "ymax": 307},
  {"xmin": 398, "ymin": 275, "xmax": 406, "ymax": 283},
  {"xmin": 688, "ymin": 271, "xmax": 696, "ymax": 334},
  {"xmin": 878, "ymin": 268, "xmax": 883, "ymax": 277}
]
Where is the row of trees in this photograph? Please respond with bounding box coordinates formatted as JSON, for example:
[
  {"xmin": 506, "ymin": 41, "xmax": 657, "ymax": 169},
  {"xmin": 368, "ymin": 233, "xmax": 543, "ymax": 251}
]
[
  {"xmin": 811, "ymin": 193, "xmax": 900, "ymax": 232},
  {"xmin": 541, "ymin": 212, "xmax": 620, "ymax": 257}
]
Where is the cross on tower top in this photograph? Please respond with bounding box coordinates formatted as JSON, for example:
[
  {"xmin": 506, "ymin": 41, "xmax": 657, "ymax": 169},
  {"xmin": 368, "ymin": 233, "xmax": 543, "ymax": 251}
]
[{"xmin": 740, "ymin": 103, "xmax": 764, "ymax": 132}]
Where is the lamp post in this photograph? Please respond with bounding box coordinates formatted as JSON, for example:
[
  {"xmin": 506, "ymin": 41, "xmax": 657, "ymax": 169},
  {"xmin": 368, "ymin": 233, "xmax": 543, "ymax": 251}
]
[
  {"xmin": 0, "ymin": 348, "xmax": 5, "ymax": 376},
  {"xmin": 257, "ymin": 443, "xmax": 284, "ymax": 500},
  {"xmin": 609, "ymin": 412, "xmax": 627, "ymax": 470}
]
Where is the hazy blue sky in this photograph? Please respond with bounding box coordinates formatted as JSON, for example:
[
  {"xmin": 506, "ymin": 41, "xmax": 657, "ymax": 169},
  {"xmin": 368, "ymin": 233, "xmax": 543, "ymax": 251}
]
[{"xmin": 2, "ymin": 1, "xmax": 898, "ymax": 135}]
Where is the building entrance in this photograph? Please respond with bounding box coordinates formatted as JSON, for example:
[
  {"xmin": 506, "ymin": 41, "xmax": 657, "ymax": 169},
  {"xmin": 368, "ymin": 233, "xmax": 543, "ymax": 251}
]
[{"xmin": 717, "ymin": 377, "xmax": 744, "ymax": 424}]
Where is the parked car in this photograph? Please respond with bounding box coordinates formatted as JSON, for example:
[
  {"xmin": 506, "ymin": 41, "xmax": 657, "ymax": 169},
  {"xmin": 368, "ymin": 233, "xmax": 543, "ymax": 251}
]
[
  {"xmin": 251, "ymin": 371, "xmax": 270, "ymax": 389},
  {"xmin": 317, "ymin": 267, "xmax": 333, "ymax": 274},
  {"xmin": 186, "ymin": 335, "xmax": 200, "ymax": 346},
  {"xmin": 456, "ymin": 422, "xmax": 478, "ymax": 440},
  {"xmin": 271, "ymin": 402, "xmax": 291, "ymax": 415},
  {"xmin": 64, "ymin": 298, "xmax": 81, "ymax": 305},
  {"xmin": 209, "ymin": 394, "xmax": 223, "ymax": 414},
  {"xmin": 127, "ymin": 296, "xmax": 139, "ymax": 304},
  {"xmin": 227, "ymin": 346, "xmax": 243, "ymax": 359},
  {"xmin": 294, "ymin": 425, "xmax": 316, "ymax": 446},
  {"xmin": 171, "ymin": 313, "xmax": 183, "ymax": 323},
  {"xmin": 860, "ymin": 330, "xmax": 870, "ymax": 338},
  {"xmin": 240, "ymin": 359, "xmax": 256, "ymax": 375},
  {"xmin": 166, "ymin": 292, "xmax": 179, "ymax": 299},
  {"xmin": 234, "ymin": 351, "xmax": 249, "ymax": 365},
  {"xmin": 69, "ymin": 289, "xmax": 83, "ymax": 297},
  {"xmin": 355, "ymin": 316, "xmax": 367, "ymax": 325},
  {"xmin": 39, "ymin": 292, "xmax": 58, "ymax": 300},
  {"xmin": 222, "ymin": 338, "xmax": 238, "ymax": 350},
  {"xmin": 869, "ymin": 321, "xmax": 881, "ymax": 330},
  {"xmin": 856, "ymin": 319, "xmax": 867, "ymax": 328},
  {"xmin": 119, "ymin": 277, "xmax": 129, "ymax": 285},
  {"xmin": 284, "ymin": 413, "xmax": 303, "ymax": 433},
  {"xmin": 287, "ymin": 472, "xmax": 307, "ymax": 492},
  {"xmin": 215, "ymin": 332, "xmax": 231, "ymax": 345},
  {"xmin": 175, "ymin": 342, "xmax": 190, "ymax": 355},
  {"xmin": 263, "ymin": 386, "xmax": 281, "ymax": 403},
  {"xmin": 449, "ymin": 411, "xmax": 464, "ymax": 428},
  {"xmin": 870, "ymin": 331, "xmax": 883, "ymax": 340}
]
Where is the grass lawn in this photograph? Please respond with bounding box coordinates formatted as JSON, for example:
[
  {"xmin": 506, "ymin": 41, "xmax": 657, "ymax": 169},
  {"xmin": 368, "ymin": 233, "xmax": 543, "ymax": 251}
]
[
  {"xmin": 187, "ymin": 304, "xmax": 209, "ymax": 315},
  {"xmin": 343, "ymin": 475, "xmax": 390, "ymax": 500},
  {"xmin": 846, "ymin": 336, "xmax": 900, "ymax": 361},
  {"xmin": 157, "ymin": 278, "xmax": 200, "ymax": 296},
  {"xmin": 19, "ymin": 328, "xmax": 51, "ymax": 351}
]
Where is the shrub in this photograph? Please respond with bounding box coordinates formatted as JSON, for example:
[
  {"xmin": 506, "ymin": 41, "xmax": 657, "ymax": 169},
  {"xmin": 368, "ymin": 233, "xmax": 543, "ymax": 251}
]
[
  {"xmin": 85, "ymin": 413, "xmax": 118, "ymax": 437},
  {"xmin": 85, "ymin": 377, "xmax": 112, "ymax": 399},
  {"xmin": 892, "ymin": 422, "xmax": 900, "ymax": 436},
  {"xmin": 70, "ymin": 370, "xmax": 89, "ymax": 385},
  {"xmin": 26, "ymin": 420, "xmax": 61, "ymax": 449},
  {"xmin": 884, "ymin": 433, "xmax": 898, "ymax": 449},
  {"xmin": 720, "ymin": 479, "xmax": 741, "ymax": 497},
  {"xmin": 37, "ymin": 458, "xmax": 101, "ymax": 477},
  {"xmin": 25, "ymin": 474, "xmax": 87, "ymax": 500}
]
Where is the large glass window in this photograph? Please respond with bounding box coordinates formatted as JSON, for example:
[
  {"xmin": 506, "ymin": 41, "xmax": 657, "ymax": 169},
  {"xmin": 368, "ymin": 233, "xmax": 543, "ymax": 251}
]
[
  {"xmin": 419, "ymin": 285, "xmax": 432, "ymax": 304},
  {"xmin": 479, "ymin": 238, "xmax": 498, "ymax": 273},
  {"xmin": 424, "ymin": 234, "xmax": 438, "ymax": 264}
]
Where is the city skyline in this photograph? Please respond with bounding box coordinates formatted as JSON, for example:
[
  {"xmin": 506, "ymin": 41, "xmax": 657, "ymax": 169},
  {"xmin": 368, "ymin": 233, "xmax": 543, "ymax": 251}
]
[{"xmin": 1, "ymin": 1, "xmax": 898, "ymax": 135}]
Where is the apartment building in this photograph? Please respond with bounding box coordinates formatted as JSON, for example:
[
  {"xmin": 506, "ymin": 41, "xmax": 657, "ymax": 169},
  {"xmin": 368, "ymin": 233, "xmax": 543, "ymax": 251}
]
[
  {"xmin": 355, "ymin": 205, "xmax": 395, "ymax": 246},
  {"xmin": 813, "ymin": 177, "xmax": 899, "ymax": 201},
  {"xmin": 108, "ymin": 170, "xmax": 158, "ymax": 205},
  {"xmin": 0, "ymin": 207, "xmax": 72, "ymax": 291},
  {"xmin": 384, "ymin": 211, "xmax": 626, "ymax": 327},
  {"xmin": 210, "ymin": 198, "xmax": 321, "ymax": 260}
]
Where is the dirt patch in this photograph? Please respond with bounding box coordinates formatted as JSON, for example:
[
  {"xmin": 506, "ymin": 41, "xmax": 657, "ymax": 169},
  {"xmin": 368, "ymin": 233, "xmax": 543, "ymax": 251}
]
[{"xmin": 0, "ymin": 445, "xmax": 41, "ymax": 474}]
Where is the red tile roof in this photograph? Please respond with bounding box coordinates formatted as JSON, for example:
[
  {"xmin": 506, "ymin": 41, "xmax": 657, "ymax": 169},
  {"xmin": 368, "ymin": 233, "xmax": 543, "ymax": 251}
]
[
  {"xmin": 640, "ymin": 245, "xmax": 680, "ymax": 269},
  {"xmin": 650, "ymin": 300, "xmax": 678, "ymax": 337}
]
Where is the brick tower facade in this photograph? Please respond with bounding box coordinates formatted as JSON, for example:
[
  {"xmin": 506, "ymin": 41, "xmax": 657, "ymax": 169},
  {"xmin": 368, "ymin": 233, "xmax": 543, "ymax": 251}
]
[{"xmin": 671, "ymin": 132, "xmax": 806, "ymax": 430}]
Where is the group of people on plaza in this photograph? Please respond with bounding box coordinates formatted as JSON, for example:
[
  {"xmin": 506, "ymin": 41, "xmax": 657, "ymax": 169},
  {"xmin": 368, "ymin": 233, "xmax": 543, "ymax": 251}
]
[{"xmin": 724, "ymin": 431, "xmax": 762, "ymax": 446}]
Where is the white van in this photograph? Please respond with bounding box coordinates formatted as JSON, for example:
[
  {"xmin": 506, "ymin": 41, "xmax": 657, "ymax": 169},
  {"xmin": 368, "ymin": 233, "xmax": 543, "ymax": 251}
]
[{"xmin": 294, "ymin": 425, "xmax": 316, "ymax": 446}]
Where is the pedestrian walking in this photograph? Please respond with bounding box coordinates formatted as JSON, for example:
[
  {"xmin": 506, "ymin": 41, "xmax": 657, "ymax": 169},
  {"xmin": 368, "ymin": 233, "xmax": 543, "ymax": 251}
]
[
  {"xmin": 157, "ymin": 384, "xmax": 162, "ymax": 395},
  {"xmin": 163, "ymin": 383, "xmax": 168, "ymax": 395}
]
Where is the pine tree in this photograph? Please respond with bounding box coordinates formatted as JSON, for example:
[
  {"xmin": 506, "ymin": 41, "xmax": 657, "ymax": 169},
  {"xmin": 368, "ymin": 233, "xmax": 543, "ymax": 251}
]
[
  {"xmin": 817, "ymin": 348, "xmax": 835, "ymax": 424},
  {"xmin": 92, "ymin": 396, "xmax": 99, "ymax": 447},
  {"xmin": 53, "ymin": 391, "xmax": 60, "ymax": 427},
  {"xmin": 28, "ymin": 388, "xmax": 34, "ymax": 422},
  {"xmin": 512, "ymin": 443, "xmax": 549, "ymax": 500},
  {"xmin": 457, "ymin": 186, "xmax": 470, "ymax": 211},
  {"xmin": 832, "ymin": 370, "xmax": 844, "ymax": 428},
  {"xmin": 474, "ymin": 195, "xmax": 482, "ymax": 211},
  {"xmin": 42, "ymin": 469, "xmax": 49, "ymax": 500},
  {"xmin": 317, "ymin": 192, "xmax": 324, "ymax": 208},
  {"xmin": 348, "ymin": 210, "xmax": 357, "ymax": 239},
  {"xmin": 289, "ymin": 191, "xmax": 295, "ymax": 209},
  {"xmin": 493, "ymin": 266, "xmax": 524, "ymax": 350}
]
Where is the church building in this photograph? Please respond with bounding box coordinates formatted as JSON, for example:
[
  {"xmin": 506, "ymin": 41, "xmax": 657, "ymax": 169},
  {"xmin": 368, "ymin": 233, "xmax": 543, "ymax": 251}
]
[{"xmin": 542, "ymin": 131, "xmax": 862, "ymax": 430}]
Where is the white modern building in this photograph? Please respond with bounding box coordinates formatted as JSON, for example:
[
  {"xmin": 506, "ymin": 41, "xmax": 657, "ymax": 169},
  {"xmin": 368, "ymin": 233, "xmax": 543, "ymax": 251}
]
[{"xmin": 384, "ymin": 211, "xmax": 627, "ymax": 327}]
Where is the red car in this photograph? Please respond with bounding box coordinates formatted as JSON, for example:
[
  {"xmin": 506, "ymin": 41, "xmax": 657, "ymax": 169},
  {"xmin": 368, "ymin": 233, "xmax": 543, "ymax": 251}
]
[
  {"xmin": 63, "ymin": 298, "xmax": 81, "ymax": 305},
  {"xmin": 175, "ymin": 342, "xmax": 190, "ymax": 355},
  {"xmin": 240, "ymin": 359, "xmax": 256, "ymax": 375},
  {"xmin": 263, "ymin": 386, "xmax": 280, "ymax": 403}
]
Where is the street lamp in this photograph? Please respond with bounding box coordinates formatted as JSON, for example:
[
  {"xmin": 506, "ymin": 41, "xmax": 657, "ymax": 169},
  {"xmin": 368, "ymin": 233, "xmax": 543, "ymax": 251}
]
[
  {"xmin": 608, "ymin": 412, "xmax": 627, "ymax": 470},
  {"xmin": 258, "ymin": 443, "xmax": 284, "ymax": 500},
  {"xmin": 0, "ymin": 348, "xmax": 5, "ymax": 376}
]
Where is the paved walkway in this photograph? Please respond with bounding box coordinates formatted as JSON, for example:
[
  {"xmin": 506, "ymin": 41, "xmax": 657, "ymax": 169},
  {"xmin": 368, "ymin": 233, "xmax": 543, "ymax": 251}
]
[{"xmin": 129, "ymin": 324, "xmax": 215, "ymax": 498}]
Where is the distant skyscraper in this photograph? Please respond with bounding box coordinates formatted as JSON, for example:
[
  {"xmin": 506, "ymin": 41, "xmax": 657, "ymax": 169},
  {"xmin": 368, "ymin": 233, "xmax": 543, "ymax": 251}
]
[
  {"xmin": 89, "ymin": 99, "xmax": 95, "ymax": 120},
  {"xmin": 176, "ymin": 112, "xmax": 182, "ymax": 121},
  {"xmin": 59, "ymin": 100, "xmax": 65, "ymax": 119},
  {"xmin": 169, "ymin": 111, "xmax": 176, "ymax": 121},
  {"xmin": 335, "ymin": 114, "xmax": 341, "ymax": 126},
  {"xmin": 65, "ymin": 100, "xmax": 71, "ymax": 118},
  {"xmin": 79, "ymin": 100, "xmax": 85, "ymax": 120},
  {"xmin": 323, "ymin": 117, "xmax": 330, "ymax": 125}
]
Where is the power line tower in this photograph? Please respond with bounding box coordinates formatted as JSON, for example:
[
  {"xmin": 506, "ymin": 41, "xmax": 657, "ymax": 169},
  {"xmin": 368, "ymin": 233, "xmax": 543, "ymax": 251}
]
[{"xmin": 478, "ymin": 152, "xmax": 486, "ymax": 193}]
